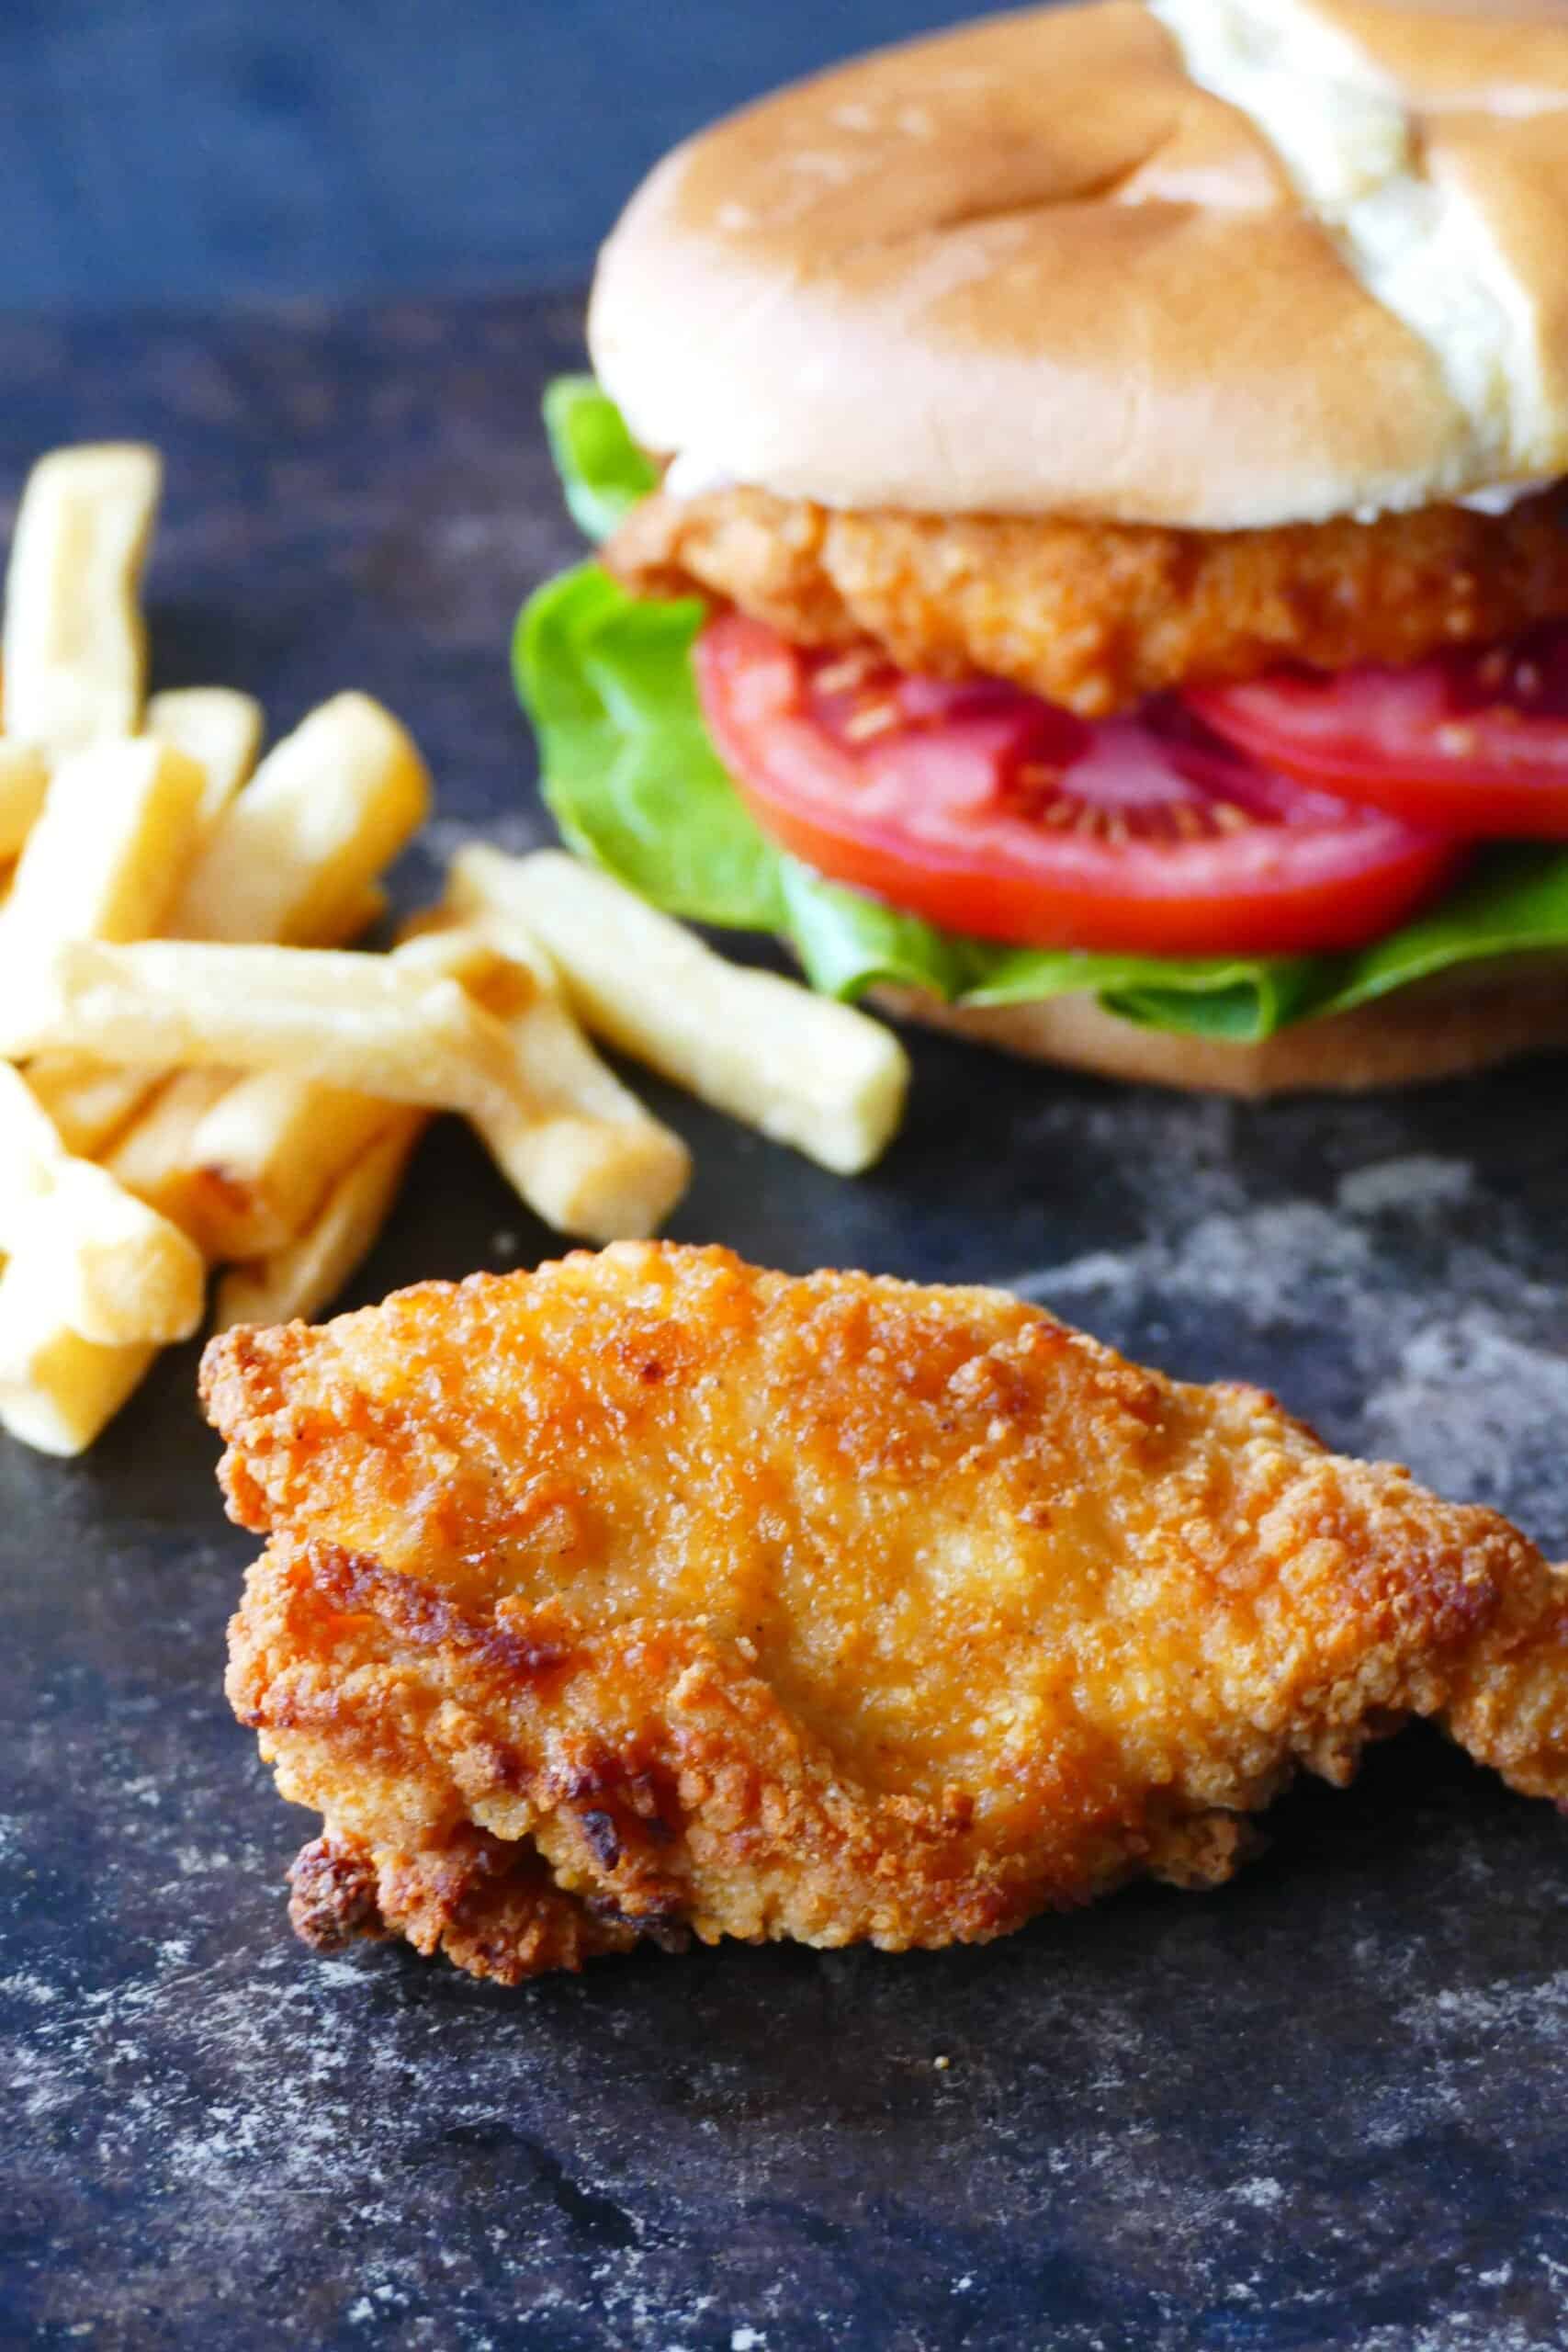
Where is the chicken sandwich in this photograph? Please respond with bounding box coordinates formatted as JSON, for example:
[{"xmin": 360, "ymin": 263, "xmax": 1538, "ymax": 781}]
[{"xmin": 518, "ymin": 0, "xmax": 1568, "ymax": 1092}]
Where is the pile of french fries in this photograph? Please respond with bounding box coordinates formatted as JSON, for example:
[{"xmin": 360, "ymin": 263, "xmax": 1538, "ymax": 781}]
[{"xmin": 0, "ymin": 443, "xmax": 909, "ymax": 1455}]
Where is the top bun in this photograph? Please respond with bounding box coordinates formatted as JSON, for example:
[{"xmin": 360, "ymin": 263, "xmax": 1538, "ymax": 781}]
[{"xmin": 589, "ymin": 0, "xmax": 1568, "ymax": 531}]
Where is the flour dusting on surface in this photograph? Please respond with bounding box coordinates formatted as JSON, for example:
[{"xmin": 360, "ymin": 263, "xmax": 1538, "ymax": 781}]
[{"xmin": 1005, "ymin": 1156, "xmax": 1568, "ymax": 1545}]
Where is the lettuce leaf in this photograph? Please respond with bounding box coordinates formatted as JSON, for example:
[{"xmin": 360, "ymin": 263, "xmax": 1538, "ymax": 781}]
[
  {"xmin": 542, "ymin": 377, "xmax": 658, "ymax": 541},
  {"xmin": 519, "ymin": 560, "xmax": 788, "ymax": 931},
  {"xmin": 519, "ymin": 379, "xmax": 1568, "ymax": 1043}
]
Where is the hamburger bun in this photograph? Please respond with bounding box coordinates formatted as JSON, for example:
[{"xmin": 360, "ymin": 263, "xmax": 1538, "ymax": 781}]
[
  {"xmin": 590, "ymin": 0, "xmax": 1568, "ymax": 530},
  {"xmin": 874, "ymin": 961, "xmax": 1568, "ymax": 1097}
]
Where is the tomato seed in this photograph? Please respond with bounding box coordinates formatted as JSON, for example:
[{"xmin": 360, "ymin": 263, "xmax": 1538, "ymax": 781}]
[
  {"xmin": 815, "ymin": 650, "xmax": 882, "ymax": 695},
  {"xmin": 843, "ymin": 700, "xmax": 900, "ymax": 741}
]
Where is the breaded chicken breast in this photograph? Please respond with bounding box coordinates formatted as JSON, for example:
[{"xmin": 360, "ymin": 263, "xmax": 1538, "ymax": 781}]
[
  {"xmin": 608, "ymin": 484, "xmax": 1568, "ymax": 718},
  {"xmin": 206, "ymin": 1244, "xmax": 1568, "ymax": 1984}
]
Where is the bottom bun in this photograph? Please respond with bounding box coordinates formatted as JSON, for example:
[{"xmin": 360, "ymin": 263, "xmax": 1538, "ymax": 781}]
[{"xmin": 872, "ymin": 965, "xmax": 1568, "ymax": 1099}]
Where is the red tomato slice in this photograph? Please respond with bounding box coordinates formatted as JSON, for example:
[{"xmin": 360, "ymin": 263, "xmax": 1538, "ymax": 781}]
[
  {"xmin": 1189, "ymin": 626, "xmax": 1568, "ymax": 837},
  {"xmin": 694, "ymin": 615, "xmax": 1463, "ymax": 958}
]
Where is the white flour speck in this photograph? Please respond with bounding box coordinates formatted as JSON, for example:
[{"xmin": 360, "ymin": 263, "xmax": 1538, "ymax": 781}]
[{"xmin": 1337, "ymin": 1157, "xmax": 1474, "ymax": 1216}]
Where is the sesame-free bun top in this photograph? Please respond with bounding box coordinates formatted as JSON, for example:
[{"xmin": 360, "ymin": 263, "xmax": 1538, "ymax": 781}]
[{"xmin": 588, "ymin": 0, "xmax": 1568, "ymax": 531}]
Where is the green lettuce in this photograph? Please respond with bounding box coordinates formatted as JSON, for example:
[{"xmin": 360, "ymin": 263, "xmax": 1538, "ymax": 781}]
[
  {"xmin": 517, "ymin": 378, "xmax": 1568, "ymax": 1043},
  {"xmin": 542, "ymin": 376, "xmax": 658, "ymax": 542}
]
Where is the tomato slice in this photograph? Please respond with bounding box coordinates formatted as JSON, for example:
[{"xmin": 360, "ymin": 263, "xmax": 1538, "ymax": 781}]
[
  {"xmin": 1189, "ymin": 626, "xmax": 1568, "ymax": 838},
  {"xmin": 694, "ymin": 615, "xmax": 1463, "ymax": 958}
]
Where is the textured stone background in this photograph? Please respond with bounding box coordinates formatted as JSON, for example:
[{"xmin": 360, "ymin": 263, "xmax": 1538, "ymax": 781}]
[
  {"xmin": 4, "ymin": 0, "xmax": 1000, "ymax": 312},
  {"xmin": 3, "ymin": 295, "xmax": 1568, "ymax": 2351}
]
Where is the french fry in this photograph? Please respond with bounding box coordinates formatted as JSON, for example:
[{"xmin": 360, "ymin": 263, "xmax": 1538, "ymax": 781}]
[
  {"xmin": 166, "ymin": 693, "xmax": 431, "ymax": 945},
  {"xmin": 3, "ymin": 936, "xmax": 687, "ymax": 1241},
  {"xmin": 400, "ymin": 920, "xmax": 691, "ymax": 1236},
  {"xmin": 41, "ymin": 731, "xmax": 394, "ymax": 1192},
  {"xmin": 2, "ymin": 738, "xmax": 206, "ymax": 956},
  {"xmin": 177, "ymin": 1075, "xmax": 403, "ymax": 1261},
  {"xmin": 0, "ymin": 937, "xmax": 503, "ymax": 1093},
  {"xmin": 74, "ymin": 890, "xmax": 393, "ymax": 1256},
  {"xmin": 0, "ymin": 1251, "xmax": 156, "ymax": 1456},
  {"xmin": 388, "ymin": 924, "xmax": 512, "ymax": 996},
  {"xmin": 0, "ymin": 1064, "xmax": 203, "ymax": 1346},
  {"xmin": 72, "ymin": 754, "xmax": 399, "ymax": 1257},
  {"xmin": 1, "ymin": 444, "xmax": 161, "ymax": 754},
  {"xmin": 0, "ymin": 443, "xmax": 530, "ymax": 1455},
  {"xmin": 38, "ymin": 1160, "xmax": 205, "ymax": 1344},
  {"xmin": 186, "ymin": 920, "xmax": 686, "ymax": 1261},
  {"xmin": 314, "ymin": 881, "xmax": 389, "ymax": 948},
  {"xmin": 174, "ymin": 930, "xmax": 493, "ymax": 1261},
  {"xmin": 212, "ymin": 1114, "xmax": 424, "ymax": 1334},
  {"xmin": 0, "ymin": 741, "xmax": 49, "ymax": 859},
  {"xmin": 36, "ymin": 692, "xmax": 399, "ymax": 1200},
  {"xmin": 446, "ymin": 847, "xmax": 910, "ymax": 1176},
  {"xmin": 21, "ymin": 1057, "xmax": 163, "ymax": 1159},
  {"xmin": 146, "ymin": 686, "xmax": 264, "ymax": 834},
  {"xmin": 103, "ymin": 1068, "xmax": 238, "ymax": 1236}
]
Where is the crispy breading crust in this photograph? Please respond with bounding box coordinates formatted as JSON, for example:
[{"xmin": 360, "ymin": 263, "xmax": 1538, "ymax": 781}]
[
  {"xmin": 207, "ymin": 1244, "xmax": 1568, "ymax": 1983},
  {"xmin": 285, "ymin": 1821, "xmax": 649, "ymax": 1982},
  {"xmin": 606, "ymin": 484, "xmax": 1568, "ymax": 717}
]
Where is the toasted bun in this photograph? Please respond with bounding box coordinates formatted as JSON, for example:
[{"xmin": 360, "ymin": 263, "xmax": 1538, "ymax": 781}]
[
  {"xmin": 872, "ymin": 963, "xmax": 1568, "ymax": 1097},
  {"xmin": 590, "ymin": 0, "xmax": 1568, "ymax": 530}
]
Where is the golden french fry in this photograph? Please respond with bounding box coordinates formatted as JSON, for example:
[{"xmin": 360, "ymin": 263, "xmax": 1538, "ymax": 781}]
[
  {"xmin": 178, "ymin": 1075, "xmax": 403, "ymax": 1261},
  {"xmin": 0, "ymin": 1250, "xmax": 157, "ymax": 1456},
  {"xmin": 390, "ymin": 924, "xmax": 510, "ymax": 992},
  {"xmin": 36, "ymin": 1160, "xmax": 204, "ymax": 1344},
  {"xmin": 0, "ymin": 1063, "xmax": 203, "ymax": 1345},
  {"xmin": 212, "ymin": 1114, "xmax": 424, "ymax": 1334},
  {"xmin": 21, "ymin": 1058, "xmax": 162, "ymax": 1159},
  {"xmin": 0, "ymin": 446, "xmax": 518, "ymax": 1455},
  {"xmin": 28, "ymin": 732, "xmax": 391, "ymax": 1180},
  {"xmin": 313, "ymin": 881, "xmax": 389, "ymax": 948},
  {"xmin": 53, "ymin": 732, "xmax": 402, "ymax": 1269},
  {"xmin": 400, "ymin": 920, "xmax": 691, "ymax": 1236},
  {"xmin": 24, "ymin": 701, "xmax": 395, "ymax": 1185},
  {"xmin": 104, "ymin": 1068, "xmax": 239, "ymax": 1236},
  {"xmin": 447, "ymin": 847, "xmax": 910, "ymax": 1176},
  {"xmin": 187, "ymin": 912, "xmax": 684, "ymax": 1261},
  {"xmin": 0, "ymin": 1053, "xmax": 82, "ymax": 1179},
  {"xmin": 4, "ymin": 935, "xmax": 686, "ymax": 1242},
  {"xmin": 167, "ymin": 693, "xmax": 431, "ymax": 945},
  {"xmin": 146, "ymin": 687, "xmax": 264, "ymax": 834},
  {"xmin": 0, "ymin": 741, "xmax": 49, "ymax": 859},
  {"xmin": 183, "ymin": 933, "xmax": 492, "ymax": 1265},
  {"xmin": 1, "ymin": 444, "xmax": 161, "ymax": 754},
  {"xmin": 0, "ymin": 937, "xmax": 503, "ymax": 1091},
  {"xmin": 3, "ymin": 738, "xmax": 206, "ymax": 956}
]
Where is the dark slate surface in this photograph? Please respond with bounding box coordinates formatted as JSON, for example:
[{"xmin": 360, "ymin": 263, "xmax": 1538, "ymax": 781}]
[
  {"xmin": 0, "ymin": 0, "xmax": 1006, "ymax": 314},
  {"xmin": 4, "ymin": 292, "xmax": 1568, "ymax": 2352}
]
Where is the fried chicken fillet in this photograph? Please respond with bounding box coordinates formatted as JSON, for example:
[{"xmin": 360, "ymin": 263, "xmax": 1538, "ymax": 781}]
[
  {"xmin": 205, "ymin": 1243, "xmax": 1568, "ymax": 1984},
  {"xmin": 607, "ymin": 483, "xmax": 1568, "ymax": 718}
]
